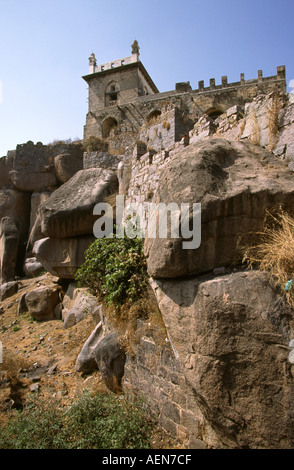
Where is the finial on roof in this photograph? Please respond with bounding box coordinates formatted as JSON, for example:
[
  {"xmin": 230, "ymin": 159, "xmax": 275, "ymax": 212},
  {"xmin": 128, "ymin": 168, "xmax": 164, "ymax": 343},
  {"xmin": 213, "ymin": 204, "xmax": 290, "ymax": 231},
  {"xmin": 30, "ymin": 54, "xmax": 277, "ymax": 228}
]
[
  {"xmin": 88, "ymin": 52, "xmax": 97, "ymax": 66},
  {"xmin": 131, "ymin": 40, "xmax": 140, "ymax": 56}
]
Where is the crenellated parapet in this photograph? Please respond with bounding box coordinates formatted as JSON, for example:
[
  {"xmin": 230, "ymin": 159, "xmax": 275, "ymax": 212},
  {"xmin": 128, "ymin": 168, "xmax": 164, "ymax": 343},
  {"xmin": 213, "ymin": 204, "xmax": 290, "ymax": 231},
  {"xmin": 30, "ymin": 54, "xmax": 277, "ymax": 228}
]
[{"xmin": 182, "ymin": 65, "xmax": 286, "ymax": 95}]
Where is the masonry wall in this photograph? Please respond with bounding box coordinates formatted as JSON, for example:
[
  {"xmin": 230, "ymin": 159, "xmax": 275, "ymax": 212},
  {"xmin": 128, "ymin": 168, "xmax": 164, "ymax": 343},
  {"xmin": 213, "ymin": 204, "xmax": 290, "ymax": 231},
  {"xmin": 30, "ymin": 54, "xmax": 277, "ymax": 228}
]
[
  {"xmin": 123, "ymin": 318, "xmax": 217, "ymax": 449},
  {"xmin": 84, "ymin": 65, "xmax": 286, "ymax": 143}
]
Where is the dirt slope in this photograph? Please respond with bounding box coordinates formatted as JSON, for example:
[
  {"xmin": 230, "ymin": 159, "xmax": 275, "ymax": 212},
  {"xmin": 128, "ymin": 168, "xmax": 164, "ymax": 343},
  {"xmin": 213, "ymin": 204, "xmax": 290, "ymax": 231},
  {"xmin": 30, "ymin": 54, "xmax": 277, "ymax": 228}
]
[{"xmin": 0, "ymin": 273, "xmax": 176, "ymax": 449}]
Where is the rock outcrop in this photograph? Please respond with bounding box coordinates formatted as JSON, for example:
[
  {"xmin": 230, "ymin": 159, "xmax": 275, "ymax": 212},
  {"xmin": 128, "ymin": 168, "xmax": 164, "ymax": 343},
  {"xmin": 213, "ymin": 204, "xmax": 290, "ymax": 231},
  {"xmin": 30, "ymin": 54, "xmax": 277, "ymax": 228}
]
[
  {"xmin": 0, "ymin": 217, "xmax": 19, "ymax": 283},
  {"xmin": 75, "ymin": 321, "xmax": 105, "ymax": 373},
  {"xmin": 33, "ymin": 236, "xmax": 95, "ymax": 279},
  {"xmin": 25, "ymin": 285, "xmax": 61, "ymax": 321},
  {"xmin": 54, "ymin": 153, "xmax": 83, "ymax": 184},
  {"xmin": 150, "ymin": 270, "xmax": 294, "ymax": 448},
  {"xmin": 145, "ymin": 138, "xmax": 294, "ymax": 279},
  {"xmin": 39, "ymin": 168, "xmax": 118, "ymax": 239},
  {"xmin": 95, "ymin": 332, "xmax": 126, "ymax": 393}
]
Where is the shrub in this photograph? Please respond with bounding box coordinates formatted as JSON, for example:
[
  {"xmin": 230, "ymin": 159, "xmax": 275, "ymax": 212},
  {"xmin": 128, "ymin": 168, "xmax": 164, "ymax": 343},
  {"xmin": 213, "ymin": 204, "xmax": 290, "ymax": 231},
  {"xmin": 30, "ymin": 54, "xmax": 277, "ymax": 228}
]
[
  {"xmin": 0, "ymin": 391, "xmax": 154, "ymax": 449},
  {"xmin": 75, "ymin": 234, "xmax": 148, "ymax": 309},
  {"xmin": 83, "ymin": 135, "xmax": 108, "ymax": 153},
  {"xmin": 242, "ymin": 209, "xmax": 294, "ymax": 306}
]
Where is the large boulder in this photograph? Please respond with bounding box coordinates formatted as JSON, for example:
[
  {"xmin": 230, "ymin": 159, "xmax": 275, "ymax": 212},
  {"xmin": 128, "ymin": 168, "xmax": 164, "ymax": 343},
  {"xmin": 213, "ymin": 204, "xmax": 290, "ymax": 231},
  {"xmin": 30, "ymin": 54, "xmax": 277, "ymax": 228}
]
[
  {"xmin": 9, "ymin": 170, "xmax": 57, "ymax": 192},
  {"xmin": 95, "ymin": 332, "xmax": 126, "ymax": 393},
  {"xmin": 0, "ymin": 188, "xmax": 31, "ymax": 243},
  {"xmin": 75, "ymin": 321, "xmax": 104, "ymax": 373},
  {"xmin": 23, "ymin": 257, "xmax": 44, "ymax": 278},
  {"xmin": 63, "ymin": 287, "xmax": 101, "ymax": 329},
  {"xmin": 54, "ymin": 153, "xmax": 83, "ymax": 184},
  {"xmin": 0, "ymin": 156, "xmax": 12, "ymax": 189},
  {"xmin": 151, "ymin": 270, "xmax": 294, "ymax": 449},
  {"xmin": 0, "ymin": 281, "xmax": 18, "ymax": 301},
  {"xmin": 29, "ymin": 192, "xmax": 52, "ymax": 234},
  {"xmin": 33, "ymin": 236, "xmax": 94, "ymax": 279},
  {"xmin": 144, "ymin": 138, "xmax": 294, "ymax": 279},
  {"xmin": 25, "ymin": 285, "xmax": 61, "ymax": 321},
  {"xmin": 0, "ymin": 217, "xmax": 19, "ymax": 283},
  {"xmin": 39, "ymin": 168, "xmax": 118, "ymax": 239}
]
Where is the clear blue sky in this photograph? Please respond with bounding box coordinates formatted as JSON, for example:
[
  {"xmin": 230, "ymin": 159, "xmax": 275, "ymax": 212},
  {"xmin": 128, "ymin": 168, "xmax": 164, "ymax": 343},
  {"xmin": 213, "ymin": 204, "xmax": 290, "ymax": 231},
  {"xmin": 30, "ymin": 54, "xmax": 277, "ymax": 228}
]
[{"xmin": 0, "ymin": 0, "xmax": 293, "ymax": 157}]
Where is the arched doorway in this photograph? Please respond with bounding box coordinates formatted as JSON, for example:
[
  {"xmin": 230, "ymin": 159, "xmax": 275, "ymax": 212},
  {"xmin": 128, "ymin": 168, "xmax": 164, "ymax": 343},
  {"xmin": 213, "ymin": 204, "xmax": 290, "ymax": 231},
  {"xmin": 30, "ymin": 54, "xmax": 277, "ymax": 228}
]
[
  {"xmin": 146, "ymin": 109, "xmax": 161, "ymax": 125},
  {"xmin": 102, "ymin": 117, "xmax": 118, "ymax": 138},
  {"xmin": 205, "ymin": 107, "xmax": 224, "ymax": 120}
]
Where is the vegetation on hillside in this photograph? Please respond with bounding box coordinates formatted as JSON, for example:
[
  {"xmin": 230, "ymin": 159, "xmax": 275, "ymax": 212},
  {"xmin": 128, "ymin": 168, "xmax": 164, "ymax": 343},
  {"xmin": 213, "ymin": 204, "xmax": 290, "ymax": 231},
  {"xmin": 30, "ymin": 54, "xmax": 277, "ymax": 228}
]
[
  {"xmin": 242, "ymin": 209, "xmax": 294, "ymax": 307},
  {"xmin": 0, "ymin": 391, "xmax": 154, "ymax": 449},
  {"xmin": 75, "ymin": 234, "xmax": 148, "ymax": 309}
]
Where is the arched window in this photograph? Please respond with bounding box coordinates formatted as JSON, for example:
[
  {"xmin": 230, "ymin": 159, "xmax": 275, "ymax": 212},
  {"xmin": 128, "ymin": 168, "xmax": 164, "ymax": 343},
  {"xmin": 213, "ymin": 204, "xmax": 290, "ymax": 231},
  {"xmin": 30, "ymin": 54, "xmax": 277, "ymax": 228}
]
[
  {"xmin": 205, "ymin": 107, "xmax": 224, "ymax": 120},
  {"xmin": 102, "ymin": 117, "xmax": 118, "ymax": 138},
  {"xmin": 146, "ymin": 109, "xmax": 161, "ymax": 125},
  {"xmin": 105, "ymin": 81, "xmax": 120, "ymax": 107}
]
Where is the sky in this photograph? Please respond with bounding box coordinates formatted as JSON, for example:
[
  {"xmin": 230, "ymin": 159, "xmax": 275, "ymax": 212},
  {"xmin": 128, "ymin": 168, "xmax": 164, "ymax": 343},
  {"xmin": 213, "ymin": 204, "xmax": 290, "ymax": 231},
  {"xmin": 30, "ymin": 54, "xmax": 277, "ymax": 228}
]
[{"xmin": 0, "ymin": 0, "xmax": 293, "ymax": 157}]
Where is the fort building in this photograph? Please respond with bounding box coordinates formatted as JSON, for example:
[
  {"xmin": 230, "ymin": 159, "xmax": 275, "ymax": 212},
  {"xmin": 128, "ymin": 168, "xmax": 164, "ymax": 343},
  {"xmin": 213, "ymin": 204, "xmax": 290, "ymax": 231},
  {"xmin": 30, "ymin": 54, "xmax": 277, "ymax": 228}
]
[{"xmin": 82, "ymin": 41, "xmax": 286, "ymax": 145}]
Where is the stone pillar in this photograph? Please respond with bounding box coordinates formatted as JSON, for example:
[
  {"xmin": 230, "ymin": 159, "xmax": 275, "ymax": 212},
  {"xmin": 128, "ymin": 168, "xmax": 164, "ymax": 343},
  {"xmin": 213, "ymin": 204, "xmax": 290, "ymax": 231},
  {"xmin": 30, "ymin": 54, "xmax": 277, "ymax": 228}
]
[
  {"xmin": 221, "ymin": 76, "xmax": 227, "ymax": 87},
  {"xmin": 0, "ymin": 217, "xmax": 19, "ymax": 284},
  {"xmin": 277, "ymin": 65, "xmax": 286, "ymax": 79},
  {"xmin": 88, "ymin": 53, "xmax": 97, "ymax": 74}
]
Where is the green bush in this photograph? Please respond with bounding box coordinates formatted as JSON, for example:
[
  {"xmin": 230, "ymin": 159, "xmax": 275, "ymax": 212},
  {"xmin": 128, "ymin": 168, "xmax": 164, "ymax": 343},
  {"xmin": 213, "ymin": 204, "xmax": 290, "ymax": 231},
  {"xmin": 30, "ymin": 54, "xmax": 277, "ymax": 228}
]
[
  {"xmin": 0, "ymin": 391, "xmax": 153, "ymax": 449},
  {"xmin": 75, "ymin": 235, "xmax": 148, "ymax": 308}
]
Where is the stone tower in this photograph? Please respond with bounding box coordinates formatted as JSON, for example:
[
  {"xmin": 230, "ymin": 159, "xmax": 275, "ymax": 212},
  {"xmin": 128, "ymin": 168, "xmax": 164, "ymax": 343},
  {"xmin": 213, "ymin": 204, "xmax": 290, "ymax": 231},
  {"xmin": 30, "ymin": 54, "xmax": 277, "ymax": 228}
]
[{"xmin": 83, "ymin": 41, "xmax": 159, "ymax": 139}]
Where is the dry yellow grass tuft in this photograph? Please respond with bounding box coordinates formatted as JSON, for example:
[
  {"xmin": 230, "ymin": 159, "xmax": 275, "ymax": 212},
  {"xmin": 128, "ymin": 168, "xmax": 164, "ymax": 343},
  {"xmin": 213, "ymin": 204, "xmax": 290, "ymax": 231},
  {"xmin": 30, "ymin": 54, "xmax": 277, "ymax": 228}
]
[
  {"xmin": 242, "ymin": 209, "xmax": 294, "ymax": 306},
  {"xmin": 267, "ymin": 93, "xmax": 282, "ymax": 152}
]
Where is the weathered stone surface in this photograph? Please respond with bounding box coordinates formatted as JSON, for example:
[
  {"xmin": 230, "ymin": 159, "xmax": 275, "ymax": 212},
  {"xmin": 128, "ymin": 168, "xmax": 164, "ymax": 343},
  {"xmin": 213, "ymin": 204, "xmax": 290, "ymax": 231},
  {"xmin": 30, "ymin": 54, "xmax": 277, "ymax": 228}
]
[
  {"xmin": 29, "ymin": 192, "xmax": 52, "ymax": 234},
  {"xmin": 26, "ymin": 215, "xmax": 43, "ymax": 253},
  {"xmin": 0, "ymin": 281, "xmax": 18, "ymax": 300},
  {"xmin": 95, "ymin": 332, "xmax": 126, "ymax": 393},
  {"xmin": 18, "ymin": 292, "xmax": 27, "ymax": 315},
  {"xmin": 33, "ymin": 236, "xmax": 94, "ymax": 279},
  {"xmin": 63, "ymin": 288, "xmax": 101, "ymax": 329},
  {"xmin": 0, "ymin": 188, "xmax": 31, "ymax": 243},
  {"xmin": 23, "ymin": 257, "xmax": 44, "ymax": 278},
  {"xmin": 0, "ymin": 157, "xmax": 12, "ymax": 190},
  {"xmin": 75, "ymin": 321, "xmax": 104, "ymax": 373},
  {"xmin": 144, "ymin": 138, "xmax": 294, "ymax": 279},
  {"xmin": 25, "ymin": 285, "xmax": 61, "ymax": 321},
  {"xmin": 151, "ymin": 270, "xmax": 294, "ymax": 448},
  {"xmin": 0, "ymin": 217, "xmax": 19, "ymax": 283},
  {"xmin": 54, "ymin": 153, "xmax": 83, "ymax": 184},
  {"xmin": 9, "ymin": 170, "xmax": 57, "ymax": 192},
  {"xmin": 39, "ymin": 168, "xmax": 118, "ymax": 238},
  {"xmin": 83, "ymin": 151, "xmax": 122, "ymax": 171}
]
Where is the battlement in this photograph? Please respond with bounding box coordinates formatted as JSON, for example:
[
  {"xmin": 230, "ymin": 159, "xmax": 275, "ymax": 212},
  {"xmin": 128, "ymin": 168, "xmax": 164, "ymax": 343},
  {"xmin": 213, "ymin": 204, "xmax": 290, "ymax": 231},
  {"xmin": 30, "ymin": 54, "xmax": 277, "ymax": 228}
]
[
  {"xmin": 88, "ymin": 40, "xmax": 140, "ymax": 74},
  {"xmin": 188, "ymin": 65, "xmax": 286, "ymax": 95},
  {"xmin": 83, "ymin": 43, "xmax": 287, "ymax": 143}
]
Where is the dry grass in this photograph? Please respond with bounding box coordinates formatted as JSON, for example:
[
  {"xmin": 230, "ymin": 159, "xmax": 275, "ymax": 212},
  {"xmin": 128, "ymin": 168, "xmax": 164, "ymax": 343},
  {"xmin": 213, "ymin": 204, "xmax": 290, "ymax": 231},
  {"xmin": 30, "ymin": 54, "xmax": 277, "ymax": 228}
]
[
  {"xmin": 106, "ymin": 284, "xmax": 167, "ymax": 356},
  {"xmin": 267, "ymin": 93, "xmax": 282, "ymax": 152},
  {"xmin": 242, "ymin": 209, "xmax": 294, "ymax": 306},
  {"xmin": 83, "ymin": 135, "xmax": 108, "ymax": 153},
  {"xmin": 162, "ymin": 121, "xmax": 170, "ymax": 131},
  {"xmin": 248, "ymin": 110, "xmax": 260, "ymax": 145}
]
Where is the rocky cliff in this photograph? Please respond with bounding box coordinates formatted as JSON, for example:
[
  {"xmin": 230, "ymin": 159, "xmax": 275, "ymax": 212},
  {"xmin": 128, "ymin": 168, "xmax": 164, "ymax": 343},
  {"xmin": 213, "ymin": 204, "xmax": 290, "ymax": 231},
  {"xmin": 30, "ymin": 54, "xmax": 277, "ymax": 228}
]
[{"xmin": 0, "ymin": 92, "xmax": 294, "ymax": 449}]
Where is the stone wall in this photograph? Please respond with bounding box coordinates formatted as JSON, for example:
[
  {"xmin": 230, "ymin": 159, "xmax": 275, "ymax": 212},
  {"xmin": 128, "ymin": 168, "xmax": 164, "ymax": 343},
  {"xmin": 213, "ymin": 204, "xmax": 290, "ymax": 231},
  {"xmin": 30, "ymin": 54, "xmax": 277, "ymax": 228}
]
[
  {"xmin": 123, "ymin": 318, "xmax": 211, "ymax": 449},
  {"xmin": 83, "ymin": 151, "xmax": 123, "ymax": 171},
  {"xmin": 84, "ymin": 64, "xmax": 286, "ymax": 142}
]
